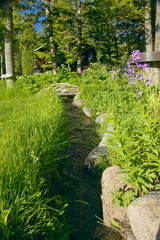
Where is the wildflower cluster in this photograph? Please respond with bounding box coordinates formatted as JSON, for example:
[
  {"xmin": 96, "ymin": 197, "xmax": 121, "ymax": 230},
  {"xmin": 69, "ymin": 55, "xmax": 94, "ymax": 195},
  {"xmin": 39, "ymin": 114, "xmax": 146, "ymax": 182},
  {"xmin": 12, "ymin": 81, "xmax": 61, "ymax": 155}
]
[{"xmin": 125, "ymin": 50, "xmax": 150, "ymax": 95}]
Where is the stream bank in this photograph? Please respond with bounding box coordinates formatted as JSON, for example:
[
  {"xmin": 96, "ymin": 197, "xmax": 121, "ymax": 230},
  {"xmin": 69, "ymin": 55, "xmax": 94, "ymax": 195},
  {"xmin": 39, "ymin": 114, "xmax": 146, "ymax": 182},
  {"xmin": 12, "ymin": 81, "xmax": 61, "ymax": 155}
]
[{"xmin": 63, "ymin": 98, "xmax": 102, "ymax": 240}]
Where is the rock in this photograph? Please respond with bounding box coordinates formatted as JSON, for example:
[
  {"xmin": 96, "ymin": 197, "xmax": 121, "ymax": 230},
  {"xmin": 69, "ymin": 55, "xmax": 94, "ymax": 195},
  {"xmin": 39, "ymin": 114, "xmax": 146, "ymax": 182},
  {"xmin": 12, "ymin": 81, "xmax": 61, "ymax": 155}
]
[
  {"xmin": 145, "ymin": 67, "xmax": 160, "ymax": 86},
  {"xmin": 93, "ymin": 224, "xmax": 123, "ymax": 240},
  {"xmin": 83, "ymin": 107, "xmax": 92, "ymax": 118},
  {"xmin": 127, "ymin": 191, "xmax": 160, "ymax": 240},
  {"xmin": 101, "ymin": 166, "xmax": 129, "ymax": 226},
  {"xmin": 127, "ymin": 234, "xmax": 137, "ymax": 240},
  {"xmin": 95, "ymin": 113, "xmax": 108, "ymax": 125},
  {"xmin": 72, "ymin": 98, "xmax": 82, "ymax": 108},
  {"xmin": 99, "ymin": 124, "xmax": 114, "ymax": 147},
  {"xmin": 98, "ymin": 133, "xmax": 108, "ymax": 147},
  {"xmin": 84, "ymin": 146, "xmax": 108, "ymax": 172}
]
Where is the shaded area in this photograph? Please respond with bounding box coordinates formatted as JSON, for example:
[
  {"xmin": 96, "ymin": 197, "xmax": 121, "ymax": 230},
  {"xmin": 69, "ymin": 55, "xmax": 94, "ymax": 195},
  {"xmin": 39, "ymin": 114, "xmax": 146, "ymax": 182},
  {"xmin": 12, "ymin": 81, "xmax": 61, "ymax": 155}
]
[{"xmin": 63, "ymin": 99, "xmax": 102, "ymax": 240}]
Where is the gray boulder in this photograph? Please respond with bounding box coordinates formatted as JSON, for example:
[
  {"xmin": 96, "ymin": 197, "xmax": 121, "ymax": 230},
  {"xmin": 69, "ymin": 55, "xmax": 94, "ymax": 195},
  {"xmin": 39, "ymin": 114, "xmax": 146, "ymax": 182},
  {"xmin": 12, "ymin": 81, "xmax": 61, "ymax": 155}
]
[
  {"xmin": 95, "ymin": 113, "xmax": 108, "ymax": 125},
  {"xmin": 101, "ymin": 166, "xmax": 129, "ymax": 226},
  {"xmin": 127, "ymin": 191, "xmax": 160, "ymax": 240},
  {"xmin": 72, "ymin": 97, "xmax": 82, "ymax": 108},
  {"xmin": 84, "ymin": 146, "xmax": 108, "ymax": 172},
  {"xmin": 127, "ymin": 234, "xmax": 137, "ymax": 240},
  {"xmin": 99, "ymin": 125, "xmax": 114, "ymax": 147},
  {"xmin": 83, "ymin": 107, "xmax": 92, "ymax": 118}
]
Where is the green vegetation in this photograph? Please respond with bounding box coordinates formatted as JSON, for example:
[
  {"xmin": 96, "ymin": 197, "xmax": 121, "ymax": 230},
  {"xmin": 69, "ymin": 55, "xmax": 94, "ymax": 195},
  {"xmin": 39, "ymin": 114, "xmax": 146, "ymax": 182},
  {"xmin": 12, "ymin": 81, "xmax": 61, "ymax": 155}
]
[
  {"xmin": 0, "ymin": 82, "xmax": 71, "ymax": 239},
  {"xmin": 1, "ymin": 44, "xmax": 160, "ymax": 236},
  {"xmin": 15, "ymin": 67, "xmax": 80, "ymax": 94},
  {"xmin": 78, "ymin": 55, "xmax": 160, "ymax": 207}
]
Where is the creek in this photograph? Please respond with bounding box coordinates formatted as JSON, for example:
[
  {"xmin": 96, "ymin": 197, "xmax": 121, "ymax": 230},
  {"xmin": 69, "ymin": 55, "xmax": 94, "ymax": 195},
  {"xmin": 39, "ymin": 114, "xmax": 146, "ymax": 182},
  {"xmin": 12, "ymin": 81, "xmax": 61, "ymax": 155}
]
[{"xmin": 63, "ymin": 99, "xmax": 102, "ymax": 240}]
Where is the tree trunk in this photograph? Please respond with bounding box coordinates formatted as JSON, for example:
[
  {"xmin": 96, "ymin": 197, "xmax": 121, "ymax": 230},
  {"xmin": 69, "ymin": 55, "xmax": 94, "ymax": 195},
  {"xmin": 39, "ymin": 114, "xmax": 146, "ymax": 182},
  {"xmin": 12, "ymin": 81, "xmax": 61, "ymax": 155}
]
[
  {"xmin": 44, "ymin": 0, "xmax": 57, "ymax": 74},
  {"xmin": 155, "ymin": 0, "xmax": 160, "ymax": 51},
  {"xmin": 77, "ymin": 0, "xmax": 82, "ymax": 74},
  {"xmin": 145, "ymin": 0, "xmax": 153, "ymax": 52},
  {"xmin": 4, "ymin": 2, "xmax": 14, "ymax": 88}
]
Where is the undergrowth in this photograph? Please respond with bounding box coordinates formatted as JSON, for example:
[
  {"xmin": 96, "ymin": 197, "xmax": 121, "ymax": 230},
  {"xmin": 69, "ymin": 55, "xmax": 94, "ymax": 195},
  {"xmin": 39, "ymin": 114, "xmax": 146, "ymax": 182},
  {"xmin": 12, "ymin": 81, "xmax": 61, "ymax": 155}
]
[
  {"xmin": 15, "ymin": 66, "xmax": 80, "ymax": 94},
  {"xmin": 78, "ymin": 54, "xmax": 160, "ymax": 207}
]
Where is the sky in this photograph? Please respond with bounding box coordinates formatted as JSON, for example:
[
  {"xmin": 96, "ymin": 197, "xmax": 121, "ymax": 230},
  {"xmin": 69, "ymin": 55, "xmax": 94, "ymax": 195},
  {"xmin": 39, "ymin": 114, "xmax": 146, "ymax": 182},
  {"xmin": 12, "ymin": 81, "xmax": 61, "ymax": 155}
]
[{"xmin": 34, "ymin": 17, "xmax": 44, "ymax": 33}]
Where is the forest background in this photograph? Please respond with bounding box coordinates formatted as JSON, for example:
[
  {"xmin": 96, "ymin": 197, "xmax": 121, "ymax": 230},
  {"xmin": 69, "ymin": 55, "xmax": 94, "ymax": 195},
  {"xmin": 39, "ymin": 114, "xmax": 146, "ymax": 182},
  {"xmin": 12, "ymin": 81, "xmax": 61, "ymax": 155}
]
[{"xmin": 0, "ymin": 0, "xmax": 159, "ymax": 86}]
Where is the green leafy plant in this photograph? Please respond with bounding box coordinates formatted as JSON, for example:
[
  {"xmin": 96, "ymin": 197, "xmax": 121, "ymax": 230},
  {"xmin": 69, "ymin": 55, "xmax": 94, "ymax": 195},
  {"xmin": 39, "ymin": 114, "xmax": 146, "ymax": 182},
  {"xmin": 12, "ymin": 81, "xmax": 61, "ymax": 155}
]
[
  {"xmin": 111, "ymin": 188, "xmax": 135, "ymax": 208},
  {"xmin": 78, "ymin": 51, "xmax": 160, "ymax": 207},
  {"xmin": 15, "ymin": 67, "xmax": 80, "ymax": 94}
]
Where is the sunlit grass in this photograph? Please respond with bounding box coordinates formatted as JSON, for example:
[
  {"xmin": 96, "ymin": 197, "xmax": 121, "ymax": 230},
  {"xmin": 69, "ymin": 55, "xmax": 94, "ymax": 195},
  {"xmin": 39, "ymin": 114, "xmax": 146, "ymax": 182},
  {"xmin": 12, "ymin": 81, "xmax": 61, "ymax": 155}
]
[{"xmin": 0, "ymin": 83, "xmax": 70, "ymax": 239}]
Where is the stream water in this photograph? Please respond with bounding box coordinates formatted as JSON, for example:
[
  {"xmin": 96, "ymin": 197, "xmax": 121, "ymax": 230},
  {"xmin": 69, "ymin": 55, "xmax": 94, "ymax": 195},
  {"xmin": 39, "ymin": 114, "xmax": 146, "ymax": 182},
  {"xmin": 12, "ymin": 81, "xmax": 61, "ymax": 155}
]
[{"xmin": 63, "ymin": 99, "xmax": 102, "ymax": 240}]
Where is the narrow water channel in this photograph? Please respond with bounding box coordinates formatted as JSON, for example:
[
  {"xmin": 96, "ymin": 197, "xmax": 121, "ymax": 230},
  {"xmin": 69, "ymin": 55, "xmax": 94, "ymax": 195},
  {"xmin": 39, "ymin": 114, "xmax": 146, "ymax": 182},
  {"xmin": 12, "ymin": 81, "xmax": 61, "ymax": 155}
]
[{"xmin": 63, "ymin": 99, "xmax": 102, "ymax": 240}]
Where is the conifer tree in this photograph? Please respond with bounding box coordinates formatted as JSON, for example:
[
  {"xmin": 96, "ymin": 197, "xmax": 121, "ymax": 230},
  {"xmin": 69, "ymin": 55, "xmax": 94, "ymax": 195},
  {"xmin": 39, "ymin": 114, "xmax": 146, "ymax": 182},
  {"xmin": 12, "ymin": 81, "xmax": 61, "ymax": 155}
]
[{"xmin": 19, "ymin": 26, "xmax": 38, "ymax": 75}]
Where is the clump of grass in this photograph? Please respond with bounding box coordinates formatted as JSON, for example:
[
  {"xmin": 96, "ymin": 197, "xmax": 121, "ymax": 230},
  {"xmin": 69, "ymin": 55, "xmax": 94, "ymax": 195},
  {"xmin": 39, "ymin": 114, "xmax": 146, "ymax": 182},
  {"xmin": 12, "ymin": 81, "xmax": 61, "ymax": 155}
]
[{"xmin": 0, "ymin": 90, "xmax": 71, "ymax": 239}]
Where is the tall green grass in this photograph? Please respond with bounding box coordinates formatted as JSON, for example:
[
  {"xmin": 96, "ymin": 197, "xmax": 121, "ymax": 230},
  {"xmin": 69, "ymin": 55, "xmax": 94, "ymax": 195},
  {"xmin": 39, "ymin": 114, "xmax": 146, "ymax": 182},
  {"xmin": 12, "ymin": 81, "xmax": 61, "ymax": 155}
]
[{"xmin": 0, "ymin": 85, "xmax": 71, "ymax": 239}]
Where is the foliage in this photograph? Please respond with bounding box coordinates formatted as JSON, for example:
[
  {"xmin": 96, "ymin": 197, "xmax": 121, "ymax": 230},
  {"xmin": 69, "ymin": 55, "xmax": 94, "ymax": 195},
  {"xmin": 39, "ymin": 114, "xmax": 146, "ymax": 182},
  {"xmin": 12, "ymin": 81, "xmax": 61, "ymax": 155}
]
[
  {"xmin": 0, "ymin": 89, "xmax": 72, "ymax": 239},
  {"xmin": 0, "ymin": 0, "xmax": 150, "ymax": 76},
  {"xmin": 111, "ymin": 188, "xmax": 135, "ymax": 208},
  {"xmin": 78, "ymin": 51, "xmax": 160, "ymax": 206},
  {"xmin": 15, "ymin": 67, "xmax": 80, "ymax": 94},
  {"xmin": 50, "ymin": 0, "xmax": 78, "ymax": 66},
  {"xmin": 83, "ymin": 0, "xmax": 145, "ymax": 65},
  {"xmin": 109, "ymin": 219, "xmax": 122, "ymax": 229},
  {"xmin": 78, "ymin": 62, "xmax": 124, "ymax": 117}
]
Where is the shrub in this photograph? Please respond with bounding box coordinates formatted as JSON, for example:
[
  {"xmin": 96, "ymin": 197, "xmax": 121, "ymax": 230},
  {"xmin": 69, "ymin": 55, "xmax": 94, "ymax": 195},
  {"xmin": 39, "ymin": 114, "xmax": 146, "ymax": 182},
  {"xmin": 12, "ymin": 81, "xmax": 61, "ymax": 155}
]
[{"xmin": 15, "ymin": 66, "xmax": 80, "ymax": 95}]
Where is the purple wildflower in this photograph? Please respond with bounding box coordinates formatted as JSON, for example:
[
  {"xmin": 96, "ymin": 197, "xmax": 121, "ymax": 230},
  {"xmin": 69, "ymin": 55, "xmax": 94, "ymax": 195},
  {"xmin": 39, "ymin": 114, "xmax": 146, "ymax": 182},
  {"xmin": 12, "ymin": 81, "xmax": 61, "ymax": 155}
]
[
  {"xmin": 125, "ymin": 50, "xmax": 150, "ymax": 87},
  {"xmin": 135, "ymin": 90, "xmax": 142, "ymax": 95},
  {"xmin": 127, "ymin": 62, "xmax": 132, "ymax": 68},
  {"xmin": 146, "ymin": 77, "xmax": 150, "ymax": 86},
  {"xmin": 142, "ymin": 63, "xmax": 150, "ymax": 71},
  {"xmin": 135, "ymin": 72, "xmax": 141, "ymax": 79},
  {"xmin": 131, "ymin": 50, "xmax": 142, "ymax": 64},
  {"xmin": 126, "ymin": 68, "xmax": 135, "ymax": 76},
  {"xmin": 128, "ymin": 77, "xmax": 133, "ymax": 83},
  {"xmin": 139, "ymin": 75, "xmax": 144, "ymax": 81}
]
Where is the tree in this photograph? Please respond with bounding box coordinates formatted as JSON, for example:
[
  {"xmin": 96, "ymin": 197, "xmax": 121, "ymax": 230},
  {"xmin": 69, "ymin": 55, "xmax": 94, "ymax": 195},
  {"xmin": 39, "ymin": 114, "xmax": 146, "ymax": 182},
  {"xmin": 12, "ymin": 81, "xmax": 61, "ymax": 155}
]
[
  {"xmin": 20, "ymin": 26, "xmax": 38, "ymax": 75},
  {"xmin": 4, "ymin": 0, "xmax": 14, "ymax": 88},
  {"xmin": 145, "ymin": 0, "xmax": 153, "ymax": 51},
  {"xmin": 155, "ymin": 0, "xmax": 160, "ymax": 51},
  {"xmin": 83, "ymin": 0, "xmax": 145, "ymax": 67},
  {"xmin": 77, "ymin": 0, "xmax": 82, "ymax": 73},
  {"xmin": 43, "ymin": 0, "xmax": 57, "ymax": 74},
  {"xmin": 50, "ymin": 0, "xmax": 78, "ymax": 69}
]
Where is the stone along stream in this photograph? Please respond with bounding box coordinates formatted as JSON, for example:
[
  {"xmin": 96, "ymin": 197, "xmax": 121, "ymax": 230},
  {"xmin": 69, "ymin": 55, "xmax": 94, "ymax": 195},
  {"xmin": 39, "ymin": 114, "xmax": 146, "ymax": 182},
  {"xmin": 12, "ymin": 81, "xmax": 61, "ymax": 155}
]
[{"xmin": 63, "ymin": 99, "xmax": 102, "ymax": 240}]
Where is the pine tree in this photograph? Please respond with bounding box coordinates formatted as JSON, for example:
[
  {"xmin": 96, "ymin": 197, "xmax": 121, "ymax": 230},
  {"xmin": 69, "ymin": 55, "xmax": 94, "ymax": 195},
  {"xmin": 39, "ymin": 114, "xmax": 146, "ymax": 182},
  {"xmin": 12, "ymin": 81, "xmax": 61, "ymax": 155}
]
[{"xmin": 19, "ymin": 26, "xmax": 38, "ymax": 75}]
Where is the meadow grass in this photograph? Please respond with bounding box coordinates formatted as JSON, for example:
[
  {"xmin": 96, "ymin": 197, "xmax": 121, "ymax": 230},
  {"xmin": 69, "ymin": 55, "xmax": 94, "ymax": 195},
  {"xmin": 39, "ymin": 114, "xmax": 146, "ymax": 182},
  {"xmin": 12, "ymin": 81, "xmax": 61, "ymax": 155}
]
[{"xmin": 0, "ymin": 82, "xmax": 71, "ymax": 239}]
